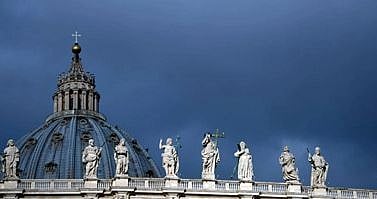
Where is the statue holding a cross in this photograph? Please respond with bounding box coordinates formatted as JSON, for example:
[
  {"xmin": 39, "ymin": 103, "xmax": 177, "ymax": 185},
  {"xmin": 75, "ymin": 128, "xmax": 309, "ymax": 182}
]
[{"xmin": 201, "ymin": 129, "xmax": 224, "ymax": 180}]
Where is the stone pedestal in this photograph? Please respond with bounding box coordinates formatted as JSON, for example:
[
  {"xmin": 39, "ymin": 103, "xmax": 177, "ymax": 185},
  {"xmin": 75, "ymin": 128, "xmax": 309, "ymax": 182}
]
[
  {"xmin": 3, "ymin": 179, "xmax": 19, "ymax": 189},
  {"xmin": 312, "ymin": 187, "xmax": 328, "ymax": 198},
  {"xmin": 202, "ymin": 180, "xmax": 216, "ymax": 190},
  {"xmin": 113, "ymin": 176, "xmax": 129, "ymax": 187},
  {"xmin": 240, "ymin": 181, "xmax": 253, "ymax": 191},
  {"xmin": 165, "ymin": 177, "xmax": 179, "ymax": 188},
  {"xmin": 82, "ymin": 179, "xmax": 102, "ymax": 199},
  {"xmin": 287, "ymin": 183, "xmax": 302, "ymax": 193},
  {"xmin": 202, "ymin": 172, "xmax": 215, "ymax": 181},
  {"xmin": 2, "ymin": 179, "xmax": 22, "ymax": 199},
  {"xmin": 84, "ymin": 178, "xmax": 98, "ymax": 189}
]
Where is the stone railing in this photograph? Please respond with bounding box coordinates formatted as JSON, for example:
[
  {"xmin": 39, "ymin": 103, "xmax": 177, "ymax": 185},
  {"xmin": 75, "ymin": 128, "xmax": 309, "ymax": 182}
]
[
  {"xmin": 128, "ymin": 178, "xmax": 165, "ymax": 189},
  {"xmin": 326, "ymin": 187, "xmax": 377, "ymax": 199},
  {"xmin": 17, "ymin": 179, "xmax": 85, "ymax": 190},
  {"xmin": 214, "ymin": 180, "xmax": 240, "ymax": 191},
  {"xmin": 2, "ymin": 178, "xmax": 376, "ymax": 198}
]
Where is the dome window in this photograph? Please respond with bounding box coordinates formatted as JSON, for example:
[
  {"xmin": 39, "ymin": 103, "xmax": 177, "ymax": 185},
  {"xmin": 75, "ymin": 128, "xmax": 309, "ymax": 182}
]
[
  {"xmin": 108, "ymin": 133, "xmax": 120, "ymax": 144},
  {"xmin": 52, "ymin": 132, "xmax": 64, "ymax": 144},
  {"xmin": 79, "ymin": 119, "xmax": 88, "ymax": 125},
  {"xmin": 80, "ymin": 132, "xmax": 92, "ymax": 141},
  {"xmin": 45, "ymin": 162, "xmax": 58, "ymax": 173},
  {"xmin": 25, "ymin": 138, "xmax": 37, "ymax": 149},
  {"xmin": 60, "ymin": 120, "xmax": 68, "ymax": 126}
]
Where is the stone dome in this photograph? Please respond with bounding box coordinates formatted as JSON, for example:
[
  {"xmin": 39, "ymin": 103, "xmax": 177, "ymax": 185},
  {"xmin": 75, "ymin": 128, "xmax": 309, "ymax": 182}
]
[{"xmin": 15, "ymin": 40, "xmax": 161, "ymax": 179}]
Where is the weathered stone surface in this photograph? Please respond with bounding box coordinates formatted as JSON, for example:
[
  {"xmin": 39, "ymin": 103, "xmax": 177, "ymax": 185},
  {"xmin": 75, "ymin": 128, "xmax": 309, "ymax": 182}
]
[
  {"xmin": 201, "ymin": 133, "xmax": 220, "ymax": 180},
  {"xmin": 82, "ymin": 139, "xmax": 102, "ymax": 179},
  {"xmin": 159, "ymin": 138, "xmax": 179, "ymax": 178},
  {"xmin": 279, "ymin": 146, "xmax": 300, "ymax": 184},
  {"xmin": 2, "ymin": 139, "xmax": 19, "ymax": 180},
  {"xmin": 234, "ymin": 141, "xmax": 253, "ymax": 181},
  {"xmin": 308, "ymin": 147, "xmax": 328, "ymax": 188},
  {"xmin": 114, "ymin": 138, "xmax": 129, "ymax": 177}
]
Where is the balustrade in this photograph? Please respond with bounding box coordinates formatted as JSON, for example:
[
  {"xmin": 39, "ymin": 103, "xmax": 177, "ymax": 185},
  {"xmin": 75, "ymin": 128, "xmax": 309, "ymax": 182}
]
[
  {"xmin": 98, "ymin": 179, "xmax": 112, "ymax": 190},
  {"xmin": 17, "ymin": 179, "xmax": 84, "ymax": 190},
  {"xmin": 9, "ymin": 177, "xmax": 377, "ymax": 198}
]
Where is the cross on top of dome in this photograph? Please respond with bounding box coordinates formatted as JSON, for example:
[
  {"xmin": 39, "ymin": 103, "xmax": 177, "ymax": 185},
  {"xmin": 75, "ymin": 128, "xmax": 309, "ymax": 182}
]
[{"xmin": 72, "ymin": 31, "xmax": 82, "ymax": 44}]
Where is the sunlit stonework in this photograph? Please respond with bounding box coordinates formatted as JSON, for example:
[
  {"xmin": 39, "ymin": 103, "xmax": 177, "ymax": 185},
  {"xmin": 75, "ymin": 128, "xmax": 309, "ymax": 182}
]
[{"xmin": 0, "ymin": 34, "xmax": 375, "ymax": 198}]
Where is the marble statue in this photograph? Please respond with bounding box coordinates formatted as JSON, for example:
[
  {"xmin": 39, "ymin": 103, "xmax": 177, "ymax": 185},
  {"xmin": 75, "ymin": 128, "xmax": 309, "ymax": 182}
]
[
  {"xmin": 201, "ymin": 133, "xmax": 220, "ymax": 180},
  {"xmin": 2, "ymin": 139, "xmax": 20, "ymax": 179},
  {"xmin": 234, "ymin": 141, "xmax": 253, "ymax": 181},
  {"xmin": 308, "ymin": 147, "xmax": 328, "ymax": 187},
  {"xmin": 159, "ymin": 137, "xmax": 179, "ymax": 178},
  {"xmin": 279, "ymin": 146, "xmax": 300, "ymax": 184},
  {"xmin": 82, "ymin": 139, "xmax": 102, "ymax": 179},
  {"xmin": 114, "ymin": 138, "xmax": 129, "ymax": 177}
]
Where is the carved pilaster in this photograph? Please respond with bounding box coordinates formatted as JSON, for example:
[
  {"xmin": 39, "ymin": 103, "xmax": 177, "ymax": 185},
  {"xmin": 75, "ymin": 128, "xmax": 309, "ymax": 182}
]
[
  {"xmin": 57, "ymin": 93, "xmax": 63, "ymax": 112},
  {"xmin": 64, "ymin": 91, "xmax": 70, "ymax": 110},
  {"xmin": 81, "ymin": 90, "xmax": 87, "ymax": 110},
  {"xmin": 94, "ymin": 94, "xmax": 98, "ymax": 112},
  {"xmin": 73, "ymin": 90, "xmax": 79, "ymax": 110},
  {"xmin": 88, "ymin": 92, "xmax": 94, "ymax": 111},
  {"xmin": 53, "ymin": 95, "xmax": 58, "ymax": 113}
]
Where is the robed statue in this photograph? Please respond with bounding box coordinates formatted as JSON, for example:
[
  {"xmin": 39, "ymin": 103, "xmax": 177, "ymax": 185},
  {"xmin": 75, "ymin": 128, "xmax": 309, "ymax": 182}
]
[
  {"xmin": 308, "ymin": 147, "xmax": 329, "ymax": 187},
  {"xmin": 2, "ymin": 139, "xmax": 20, "ymax": 179},
  {"xmin": 82, "ymin": 139, "xmax": 102, "ymax": 179},
  {"xmin": 114, "ymin": 138, "xmax": 129, "ymax": 177},
  {"xmin": 201, "ymin": 133, "xmax": 220, "ymax": 180},
  {"xmin": 279, "ymin": 146, "xmax": 300, "ymax": 184},
  {"xmin": 234, "ymin": 141, "xmax": 253, "ymax": 181},
  {"xmin": 159, "ymin": 137, "xmax": 179, "ymax": 178}
]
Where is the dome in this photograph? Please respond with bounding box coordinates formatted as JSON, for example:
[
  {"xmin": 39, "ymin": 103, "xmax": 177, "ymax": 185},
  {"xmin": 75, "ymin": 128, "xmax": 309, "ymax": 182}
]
[
  {"xmin": 15, "ymin": 39, "xmax": 161, "ymax": 179},
  {"xmin": 16, "ymin": 112, "xmax": 160, "ymax": 179}
]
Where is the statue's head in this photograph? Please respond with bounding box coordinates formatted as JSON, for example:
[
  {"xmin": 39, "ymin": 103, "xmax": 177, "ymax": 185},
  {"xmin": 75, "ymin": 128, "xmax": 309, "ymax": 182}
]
[
  {"xmin": 89, "ymin": 139, "xmax": 95, "ymax": 146},
  {"xmin": 239, "ymin": 141, "xmax": 246, "ymax": 149},
  {"xmin": 166, "ymin": 138, "xmax": 173, "ymax": 145},
  {"xmin": 7, "ymin": 139, "xmax": 15, "ymax": 146},
  {"xmin": 283, "ymin": 146, "xmax": 289, "ymax": 152},
  {"xmin": 202, "ymin": 133, "xmax": 211, "ymax": 145},
  {"xmin": 315, "ymin": 146, "xmax": 321, "ymax": 155},
  {"xmin": 119, "ymin": 138, "xmax": 125, "ymax": 145}
]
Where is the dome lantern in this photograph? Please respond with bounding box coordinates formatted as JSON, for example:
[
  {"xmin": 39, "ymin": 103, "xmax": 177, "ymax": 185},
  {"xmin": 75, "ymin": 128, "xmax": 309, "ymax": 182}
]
[{"xmin": 52, "ymin": 32, "xmax": 100, "ymax": 117}]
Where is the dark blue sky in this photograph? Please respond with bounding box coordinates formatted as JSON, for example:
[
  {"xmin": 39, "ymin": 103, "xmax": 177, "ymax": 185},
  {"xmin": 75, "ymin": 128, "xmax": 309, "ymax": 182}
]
[{"xmin": 1, "ymin": 0, "xmax": 376, "ymax": 188}]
